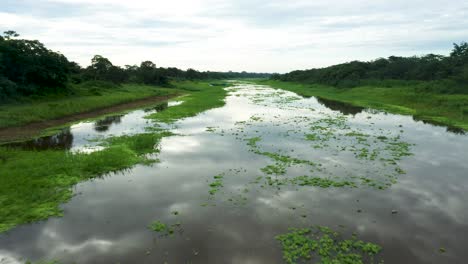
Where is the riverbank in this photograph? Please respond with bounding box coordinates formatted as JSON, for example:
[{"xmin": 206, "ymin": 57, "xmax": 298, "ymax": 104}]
[
  {"xmin": 0, "ymin": 81, "xmax": 229, "ymax": 233},
  {"xmin": 0, "ymin": 93, "xmax": 179, "ymax": 143},
  {"xmin": 256, "ymin": 80, "xmax": 468, "ymax": 131},
  {"xmin": 0, "ymin": 84, "xmax": 179, "ymax": 129}
]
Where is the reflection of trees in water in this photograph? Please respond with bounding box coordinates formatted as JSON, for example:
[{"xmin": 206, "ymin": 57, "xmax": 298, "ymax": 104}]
[
  {"xmin": 316, "ymin": 97, "xmax": 364, "ymax": 116},
  {"xmin": 446, "ymin": 126, "xmax": 465, "ymax": 134},
  {"xmin": 144, "ymin": 102, "xmax": 168, "ymax": 113},
  {"xmin": 319, "ymin": 97, "xmax": 465, "ymax": 135},
  {"xmin": 94, "ymin": 115, "xmax": 123, "ymax": 132},
  {"xmin": 5, "ymin": 129, "xmax": 74, "ymax": 150},
  {"xmin": 413, "ymin": 117, "xmax": 466, "ymax": 135}
]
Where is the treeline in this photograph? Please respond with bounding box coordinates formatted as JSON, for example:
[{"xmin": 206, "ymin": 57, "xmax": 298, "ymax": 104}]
[
  {"xmin": 0, "ymin": 31, "xmax": 270, "ymax": 101},
  {"xmin": 272, "ymin": 42, "xmax": 468, "ymax": 93}
]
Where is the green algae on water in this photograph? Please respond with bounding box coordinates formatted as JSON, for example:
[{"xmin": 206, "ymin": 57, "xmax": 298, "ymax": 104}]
[{"xmin": 276, "ymin": 226, "xmax": 383, "ymax": 264}]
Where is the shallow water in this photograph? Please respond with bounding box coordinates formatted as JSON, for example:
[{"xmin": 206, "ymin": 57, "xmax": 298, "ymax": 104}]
[
  {"xmin": 1, "ymin": 83, "xmax": 468, "ymax": 264},
  {"xmin": 2, "ymin": 102, "xmax": 169, "ymax": 153}
]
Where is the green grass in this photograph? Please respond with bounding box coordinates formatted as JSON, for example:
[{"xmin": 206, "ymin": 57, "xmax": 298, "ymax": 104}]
[
  {"xmin": 146, "ymin": 81, "xmax": 229, "ymax": 123},
  {"xmin": 0, "ymin": 80, "xmax": 229, "ymax": 233},
  {"xmin": 0, "ymin": 83, "xmax": 179, "ymax": 128},
  {"xmin": 256, "ymin": 80, "xmax": 468, "ymax": 131},
  {"xmin": 0, "ymin": 132, "xmax": 170, "ymax": 233}
]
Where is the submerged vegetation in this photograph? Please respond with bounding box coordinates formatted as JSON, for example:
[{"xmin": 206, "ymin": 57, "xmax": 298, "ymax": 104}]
[{"xmin": 276, "ymin": 226, "xmax": 382, "ymax": 264}]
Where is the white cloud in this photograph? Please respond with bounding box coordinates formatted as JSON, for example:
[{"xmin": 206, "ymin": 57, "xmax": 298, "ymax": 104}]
[{"xmin": 1, "ymin": 0, "xmax": 467, "ymax": 72}]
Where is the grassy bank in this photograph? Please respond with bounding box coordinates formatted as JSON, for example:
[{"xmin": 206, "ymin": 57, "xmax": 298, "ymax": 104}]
[
  {"xmin": 0, "ymin": 81, "xmax": 229, "ymax": 233},
  {"xmin": 0, "ymin": 83, "xmax": 179, "ymax": 128},
  {"xmin": 146, "ymin": 81, "xmax": 228, "ymax": 122},
  {"xmin": 256, "ymin": 80, "xmax": 468, "ymax": 131}
]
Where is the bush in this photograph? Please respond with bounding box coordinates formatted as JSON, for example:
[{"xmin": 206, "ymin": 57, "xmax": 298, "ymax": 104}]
[
  {"xmin": 0, "ymin": 77, "xmax": 17, "ymax": 101},
  {"xmin": 415, "ymin": 79, "xmax": 467, "ymax": 94},
  {"xmin": 78, "ymin": 80, "xmax": 120, "ymax": 90}
]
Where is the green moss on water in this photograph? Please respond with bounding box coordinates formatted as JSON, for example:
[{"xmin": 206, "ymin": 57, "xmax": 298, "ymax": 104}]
[
  {"xmin": 263, "ymin": 175, "xmax": 356, "ymax": 189},
  {"xmin": 276, "ymin": 226, "xmax": 382, "ymax": 264},
  {"xmin": 291, "ymin": 176, "xmax": 356, "ymax": 188},
  {"xmin": 246, "ymin": 136, "xmax": 262, "ymax": 148},
  {"xmin": 149, "ymin": 220, "xmax": 182, "ymax": 236},
  {"xmin": 208, "ymin": 174, "xmax": 225, "ymax": 195},
  {"xmin": 237, "ymin": 107, "xmax": 412, "ymax": 190},
  {"xmin": 246, "ymin": 136, "xmax": 317, "ymax": 177}
]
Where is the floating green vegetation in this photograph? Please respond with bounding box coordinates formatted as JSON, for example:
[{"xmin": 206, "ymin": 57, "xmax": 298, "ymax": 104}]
[
  {"xmin": 261, "ymin": 164, "xmax": 287, "ymax": 175},
  {"xmin": 263, "ymin": 175, "xmax": 356, "ymax": 189},
  {"xmin": 232, "ymin": 97, "xmax": 413, "ymax": 190},
  {"xmin": 206, "ymin": 126, "xmax": 218, "ymax": 132},
  {"xmin": 291, "ymin": 176, "xmax": 356, "ymax": 188},
  {"xmin": 302, "ymin": 114, "xmax": 413, "ymax": 188},
  {"xmin": 245, "ymin": 136, "xmax": 319, "ymax": 177},
  {"xmin": 276, "ymin": 226, "xmax": 382, "ymax": 264},
  {"xmin": 246, "ymin": 136, "xmax": 262, "ymax": 148},
  {"xmin": 149, "ymin": 220, "xmax": 182, "ymax": 236},
  {"xmin": 250, "ymin": 115, "xmax": 264, "ymax": 122},
  {"xmin": 209, "ymin": 174, "xmax": 225, "ymax": 195}
]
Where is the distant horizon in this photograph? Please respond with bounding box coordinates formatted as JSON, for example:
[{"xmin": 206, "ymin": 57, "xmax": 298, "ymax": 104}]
[{"xmin": 2, "ymin": 0, "xmax": 467, "ymax": 73}]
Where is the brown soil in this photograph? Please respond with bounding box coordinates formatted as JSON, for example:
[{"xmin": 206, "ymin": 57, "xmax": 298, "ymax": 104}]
[{"xmin": 0, "ymin": 94, "xmax": 179, "ymax": 143}]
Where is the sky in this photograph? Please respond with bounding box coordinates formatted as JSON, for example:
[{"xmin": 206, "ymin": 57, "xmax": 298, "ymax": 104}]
[{"xmin": 1, "ymin": 0, "xmax": 468, "ymax": 73}]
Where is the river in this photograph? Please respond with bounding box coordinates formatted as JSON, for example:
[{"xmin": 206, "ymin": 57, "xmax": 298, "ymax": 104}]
[{"xmin": 1, "ymin": 82, "xmax": 467, "ymax": 264}]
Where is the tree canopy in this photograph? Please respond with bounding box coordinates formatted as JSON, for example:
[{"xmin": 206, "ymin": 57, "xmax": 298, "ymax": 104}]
[
  {"xmin": 0, "ymin": 31, "xmax": 71, "ymax": 99},
  {"xmin": 273, "ymin": 42, "xmax": 468, "ymax": 93},
  {"xmin": 0, "ymin": 30, "xmax": 270, "ymax": 101}
]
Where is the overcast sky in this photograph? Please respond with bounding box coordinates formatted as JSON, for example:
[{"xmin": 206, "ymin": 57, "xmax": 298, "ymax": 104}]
[{"xmin": 1, "ymin": 0, "xmax": 468, "ymax": 73}]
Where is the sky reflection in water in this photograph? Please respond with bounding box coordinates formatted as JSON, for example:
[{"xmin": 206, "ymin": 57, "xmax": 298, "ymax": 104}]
[{"xmin": 1, "ymin": 83, "xmax": 467, "ymax": 264}]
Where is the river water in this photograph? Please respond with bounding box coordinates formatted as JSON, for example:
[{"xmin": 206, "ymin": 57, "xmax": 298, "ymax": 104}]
[{"xmin": 1, "ymin": 82, "xmax": 467, "ymax": 264}]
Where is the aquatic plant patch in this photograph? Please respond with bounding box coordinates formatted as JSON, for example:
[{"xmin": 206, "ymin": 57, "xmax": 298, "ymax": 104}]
[{"xmin": 276, "ymin": 226, "xmax": 382, "ymax": 264}]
